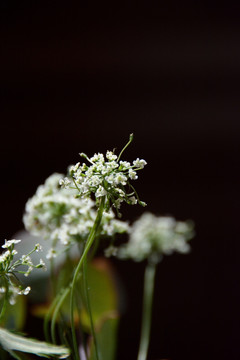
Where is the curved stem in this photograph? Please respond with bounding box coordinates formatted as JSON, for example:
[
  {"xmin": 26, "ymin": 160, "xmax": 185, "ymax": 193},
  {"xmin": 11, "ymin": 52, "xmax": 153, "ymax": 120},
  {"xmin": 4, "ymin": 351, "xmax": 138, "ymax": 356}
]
[
  {"xmin": 44, "ymin": 286, "xmax": 70, "ymax": 343},
  {"xmin": 51, "ymin": 286, "xmax": 71, "ymax": 344},
  {"xmin": 117, "ymin": 133, "xmax": 133, "ymax": 162},
  {"xmin": 70, "ymin": 196, "xmax": 105, "ymax": 360},
  {"xmin": 83, "ymin": 259, "xmax": 99, "ymax": 360},
  {"xmin": 137, "ymin": 262, "xmax": 156, "ymax": 360}
]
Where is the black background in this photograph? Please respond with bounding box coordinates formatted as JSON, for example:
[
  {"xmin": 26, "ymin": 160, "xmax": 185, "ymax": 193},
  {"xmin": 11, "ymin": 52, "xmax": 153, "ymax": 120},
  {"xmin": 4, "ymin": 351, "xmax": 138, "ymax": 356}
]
[{"xmin": 1, "ymin": 2, "xmax": 240, "ymax": 360}]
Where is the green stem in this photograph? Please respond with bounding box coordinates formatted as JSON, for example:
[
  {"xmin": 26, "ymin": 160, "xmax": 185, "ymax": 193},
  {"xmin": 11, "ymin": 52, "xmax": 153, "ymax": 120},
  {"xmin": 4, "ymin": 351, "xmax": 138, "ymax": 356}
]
[
  {"xmin": 83, "ymin": 259, "xmax": 99, "ymax": 360},
  {"xmin": 0, "ymin": 278, "xmax": 8, "ymax": 323},
  {"xmin": 44, "ymin": 287, "xmax": 70, "ymax": 342},
  {"xmin": 0, "ymin": 296, "xmax": 7, "ymax": 323},
  {"xmin": 51, "ymin": 287, "xmax": 71, "ymax": 344},
  {"xmin": 70, "ymin": 196, "xmax": 106, "ymax": 360},
  {"xmin": 117, "ymin": 133, "xmax": 134, "ymax": 162},
  {"xmin": 137, "ymin": 261, "xmax": 157, "ymax": 360}
]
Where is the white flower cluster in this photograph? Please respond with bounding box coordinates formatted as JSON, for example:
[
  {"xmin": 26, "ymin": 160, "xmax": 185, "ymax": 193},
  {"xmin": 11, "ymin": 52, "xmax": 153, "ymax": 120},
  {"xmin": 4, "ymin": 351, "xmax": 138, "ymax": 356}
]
[
  {"xmin": 60, "ymin": 148, "xmax": 147, "ymax": 211},
  {"xmin": 0, "ymin": 239, "xmax": 46, "ymax": 305},
  {"xmin": 23, "ymin": 173, "xmax": 130, "ymax": 256},
  {"xmin": 118, "ymin": 212, "xmax": 194, "ymax": 263}
]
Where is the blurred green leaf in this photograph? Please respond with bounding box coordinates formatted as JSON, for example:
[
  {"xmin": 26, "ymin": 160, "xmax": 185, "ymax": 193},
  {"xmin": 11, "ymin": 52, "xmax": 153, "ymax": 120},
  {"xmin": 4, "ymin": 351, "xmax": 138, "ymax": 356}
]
[
  {"xmin": 0, "ymin": 296, "xmax": 26, "ymax": 330},
  {"xmin": 0, "ymin": 327, "xmax": 70, "ymax": 358},
  {"xmin": 80, "ymin": 258, "xmax": 119, "ymax": 330},
  {"xmin": 89, "ymin": 317, "xmax": 118, "ymax": 360}
]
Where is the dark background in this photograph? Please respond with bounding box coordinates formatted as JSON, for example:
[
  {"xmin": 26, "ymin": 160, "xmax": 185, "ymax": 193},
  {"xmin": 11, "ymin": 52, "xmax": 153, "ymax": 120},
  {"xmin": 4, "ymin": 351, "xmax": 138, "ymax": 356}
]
[{"xmin": 1, "ymin": 2, "xmax": 240, "ymax": 360}]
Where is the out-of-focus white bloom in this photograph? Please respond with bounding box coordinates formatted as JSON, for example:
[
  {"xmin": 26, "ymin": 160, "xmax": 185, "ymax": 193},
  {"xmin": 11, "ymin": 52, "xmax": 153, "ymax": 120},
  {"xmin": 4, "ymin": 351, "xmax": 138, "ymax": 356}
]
[
  {"xmin": 46, "ymin": 248, "xmax": 57, "ymax": 260},
  {"xmin": 18, "ymin": 286, "xmax": 31, "ymax": 295},
  {"xmin": 59, "ymin": 177, "xmax": 71, "ymax": 189},
  {"xmin": 23, "ymin": 173, "xmax": 130, "ymax": 256},
  {"xmin": 104, "ymin": 245, "xmax": 118, "ymax": 257},
  {"xmin": 38, "ymin": 258, "xmax": 47, "ymax": 271},
  {"xmin": 35, "ymin": 243, "xmax": 43, "ymax": 252},
  {"xmin": 118, "ymin": 212, "xmax": 194, "ymax": 263}
]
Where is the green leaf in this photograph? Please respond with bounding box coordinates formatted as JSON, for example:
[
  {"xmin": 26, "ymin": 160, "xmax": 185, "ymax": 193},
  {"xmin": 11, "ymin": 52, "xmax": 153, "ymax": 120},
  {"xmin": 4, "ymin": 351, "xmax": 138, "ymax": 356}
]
[
  {"xmin": 0, "ymin": 327, "xmax": 70, "ymax": 359},
  {"xmin": 89, "ymin": 317, "xmax": 118, "ymax": 360},
  {"xmin": 80, "ymin": 258, "xmax": 119, "ymax": 330},
  {"xmin": 0, "ymin": 295, "xmax": 26, "ymax": 330},
  {"xmin": 82, "ymin": 259, "xmax": 120, "ymax": 360}
]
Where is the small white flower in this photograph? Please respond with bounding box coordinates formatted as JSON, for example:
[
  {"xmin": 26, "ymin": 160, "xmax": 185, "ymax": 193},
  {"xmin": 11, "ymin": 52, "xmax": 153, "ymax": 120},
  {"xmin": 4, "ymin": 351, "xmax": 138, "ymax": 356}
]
[
  {"xmin": 23, "ymin": 286, "xmax": 31, "ymax": 295},
  {"xmin": 133, "ymin": 158, "xmax": 147, "ymax": 169},
  {"xmin": 105, "ymin": 173, "xmax": 115, "ymax": 184},
  {"xmin": 120, "ymin": 161, "xmax": 131, "ymax": 169},
  {"xmin": 90, "ymin": 153, "xmax": 105, "ymax": 163},
  {"xmin": 21, "ymin": 255, "xmax": 32, "ymax": 264},
  {"xmin": 2, "ymin": 239, "xmax": 21, "ymax": 249},
  {"xmin": 89, "ymin": 175, "xmax": 102, "ymax": 187},
  {"xmin": 106, "ymin": 151, "xmax": 117, "ymax": 161},
  {"xmin": 129, "ymin": 169, "xmax": 138, "ymax": 180},
  {"xmin": 59, "ymin": 177, "xmax": 71, "ymax": 189},
  {"xmin": 35, "ymin": 243, "xmax": 43, "ymax": 252},
  {"xmin": 18, "ymin": 286, "xmax": 31, "ymax": 295},
  {"xmin": 24, "ymin": 266, "xmax": 33, "ymax": 277},
  {"xmin": 46, "ymin": 248, "xmax": 57, "ymax": 260},
  {"xmin": 114, "ymin": 173, "xmax": 127, "ymax": 185},
  {"xmin": 69, "ymin": 162, "xmax": 81, "ymax": 174},
  {"xmin": 116, "ymin": 188, "xmax": 125, "ymax": 198},
  {"xmin": 129, "ymin": 196, "xmax": 138, "ymax": 205},
  {"xmin": 95, "ymin": 186, "xmax": 107, "ymax": 198}
]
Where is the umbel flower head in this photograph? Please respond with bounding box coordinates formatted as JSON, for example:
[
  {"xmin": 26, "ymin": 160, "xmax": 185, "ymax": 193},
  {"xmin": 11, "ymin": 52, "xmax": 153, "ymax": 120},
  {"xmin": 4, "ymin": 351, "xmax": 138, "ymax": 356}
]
[
  {"xmin": 23, "ymin": 173, "xmax": 130, "ymax": 257},
  {"xmin": 0, "ymin": 239, "xmax": 45, "ymax": 305},
  {"xmin": 59, "ymin": 134, "xmax": 147, "ymax": 214},
  {"xmin": 118, "ymin": 212, "xmax": 195, "ymax": 263}
]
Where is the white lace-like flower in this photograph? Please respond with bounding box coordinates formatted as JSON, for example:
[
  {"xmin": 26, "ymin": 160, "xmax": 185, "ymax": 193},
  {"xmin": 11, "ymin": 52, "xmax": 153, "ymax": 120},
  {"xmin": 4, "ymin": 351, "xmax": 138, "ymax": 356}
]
[
  {"xmin": 118, "ymin": 212, "xmax": 194, "ymax": 263},
  {"xmin": 23, "ymin": 173, "xmax": 130, "ymax": 256},
  {"xmin": 0, "ymin": 239, "xmax": 46, "ymax": 305},
  {"xmin": 60, "ymin": 134, "xmax": 147, "ymax": 211}
]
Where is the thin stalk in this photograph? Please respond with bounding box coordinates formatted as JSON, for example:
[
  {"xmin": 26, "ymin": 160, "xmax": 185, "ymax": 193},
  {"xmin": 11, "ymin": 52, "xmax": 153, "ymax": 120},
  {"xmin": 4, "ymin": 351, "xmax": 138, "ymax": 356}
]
[
  {"xmin": 44, "ymin": 291, "xmax": 62, "ymax": 342},
  {"xmin": 117, "ymin": 133, "xmax": 133, "ymax": 162},
  {"xmin": 0, "ymin": 278, "xmax": 8, "ymax": 323},
  {"xmin": 83, "ymin": 259, "xmax": 99, "ymax": 360},
  {"xmin": 0, "ymin": 296, "xmax": 7, "ymax": 323},
  {"xmin": 44, "ymin": 286, "xmax": 70, "ymax": 342},
  {"xmin": 51, "ymin": 286, "xmax": 71, "ymax": 344},
  {"xmin": 70, "ymin": 196, "xmax": 105, "ymax": 360},
  {"xmin": 137, "ymin": 261, "xmax": 157, "ymax": 360}
]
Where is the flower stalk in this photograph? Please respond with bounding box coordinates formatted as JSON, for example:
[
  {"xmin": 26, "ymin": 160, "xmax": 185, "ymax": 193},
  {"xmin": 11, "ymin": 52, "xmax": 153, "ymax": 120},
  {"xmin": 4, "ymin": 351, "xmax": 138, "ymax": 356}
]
[
  {"xmin": 137, "ymin": 261, "xmax": 157, "ymax": 360},
  {"xmin": 70, "ymin": 196, "xmax": 106, "ymax": 360}
]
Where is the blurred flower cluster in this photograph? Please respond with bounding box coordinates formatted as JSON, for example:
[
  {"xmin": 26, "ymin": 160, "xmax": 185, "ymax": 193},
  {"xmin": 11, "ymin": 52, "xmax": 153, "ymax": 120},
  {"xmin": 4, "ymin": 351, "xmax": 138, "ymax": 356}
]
[
  {"xmin": 118, "ymin": 212, "xmax": 194, "ymax": 263},
  {"xmin": 23, "ymin": 173, "xmax": 130, "ymax": 258}
]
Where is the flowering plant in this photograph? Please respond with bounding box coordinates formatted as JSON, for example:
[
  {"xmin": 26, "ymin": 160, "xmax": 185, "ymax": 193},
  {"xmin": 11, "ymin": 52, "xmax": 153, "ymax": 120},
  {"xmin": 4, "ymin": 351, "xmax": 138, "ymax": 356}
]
[{"xmin": 0, "ymin": 134, "xmax": 194, "ymax": 360}]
